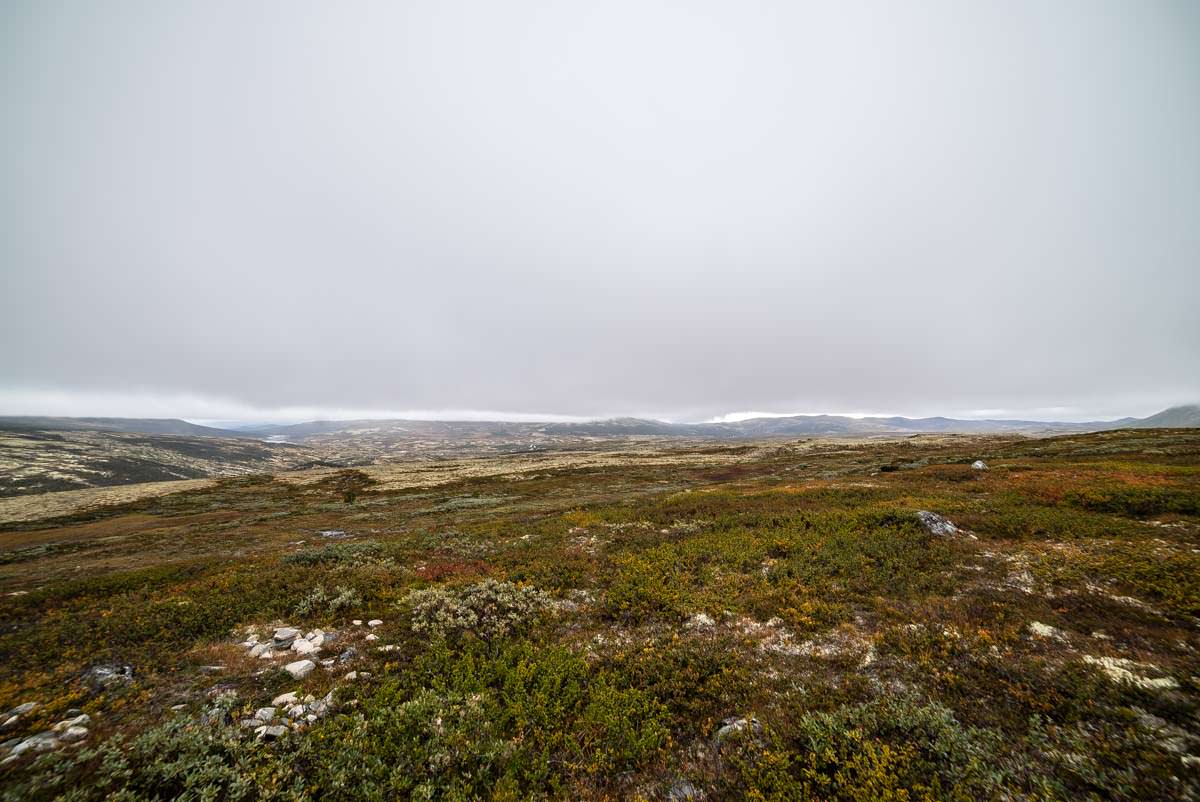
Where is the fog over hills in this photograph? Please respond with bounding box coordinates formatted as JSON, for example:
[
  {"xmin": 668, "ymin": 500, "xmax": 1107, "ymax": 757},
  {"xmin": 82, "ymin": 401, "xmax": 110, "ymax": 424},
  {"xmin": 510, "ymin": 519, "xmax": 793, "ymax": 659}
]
[
  {"xmin": 7, "ymin": 406, "xmax": 1194, "ymax": 444},
  {"xmin": 194, "ymin": 406, "xmax": 1187, "ymax": 440}
]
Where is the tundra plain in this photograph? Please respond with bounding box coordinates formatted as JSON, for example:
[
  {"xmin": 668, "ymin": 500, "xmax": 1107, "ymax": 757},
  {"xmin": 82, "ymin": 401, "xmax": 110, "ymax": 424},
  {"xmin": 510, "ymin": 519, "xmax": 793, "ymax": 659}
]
[{"xmin": 0, "ymin": 428, "xmax": 1198, "ymax": 800}]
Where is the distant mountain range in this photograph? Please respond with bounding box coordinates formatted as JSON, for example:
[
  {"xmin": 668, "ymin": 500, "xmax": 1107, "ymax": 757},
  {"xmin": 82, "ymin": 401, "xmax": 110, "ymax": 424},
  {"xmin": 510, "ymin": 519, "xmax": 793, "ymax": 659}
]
[
  {"xmin": 2, "ymin": 404, "xmax": 1196, "ymax": 442},
  {"xmin": 0, "ymin": 416, "xmax": 252, "ymax": 438}
]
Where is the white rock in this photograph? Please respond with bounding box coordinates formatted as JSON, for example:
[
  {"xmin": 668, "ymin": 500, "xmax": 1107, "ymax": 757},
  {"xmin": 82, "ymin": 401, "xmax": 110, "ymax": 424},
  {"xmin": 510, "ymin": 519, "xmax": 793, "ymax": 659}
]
[
  {"xmin": 292, "ymin": 638, "xmax": 318, "ymax": 655},
  {"xmin": 52, "ymin": 714, "xmax": 90, "ymax": 733},
  {"xmin": 257, "ymin": 649, "xmax": 275, "ymax": 660},
  {"xmin": 971, "ymin": 460, "xmax": 988, "ymax": 470},
  {"xmin": 916, "ymin": 511, "xmax": 959, "ymax": 537},
  {"xmin": 310, "ymin": 633, "xmax": 325, "ymax": 648},
  {"xmin": 686, "ymin": 612, "xmax": 715, "ymax": 629},
  {"xmin": 59, "ymin": 726, "xmax": 88, "ymax": 743},
  {"xmin": 367, "ymin": 619, "xmax": 383, "ymax": 628},
  {"xmin": 344, "ymin": 671, "xmax": 358, "ymax": 680},
  {"xmin": 1083, "ymin": 655, "xmax": 1179, "ymax": 691},
  {"xmin": 364, "ymin": 633, "xmax": 378, "ymax": 641},
  {"xmin": 284, "ymin": 659, "xmax": 316, "ymax": 679},
  {"xmin": 272, "ymin": 692, "xmax": 299, "ymax": 706},
  {"xmin": 1028, "ymin": 622, "xmax": 1068, "ymax": 641},
  {"xmin": 255, "ymin": 707, "xmax": 277, "ymax": 722},
  {"xmin": 249, "ymin": 643, "xmax": 268, "ymax": 658},
  {"xmin": 12, "ymin": 732, "xmax": 58, "ymax": 756},
  {"xmin": 352, "ymin": 620, "xmax": 363, "ymax": 626}
]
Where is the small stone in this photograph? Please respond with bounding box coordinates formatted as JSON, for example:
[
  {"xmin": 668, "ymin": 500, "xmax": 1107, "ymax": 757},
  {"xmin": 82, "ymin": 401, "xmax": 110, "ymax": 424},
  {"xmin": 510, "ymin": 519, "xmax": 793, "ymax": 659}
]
[
  {"xmin": 916, "ymin": 511, "xmax": 958, "ymax": 537},
  {"xmin": 337, "ymin": 647, "xmax": 358, "ymax": 663},
  {"xmin": 352, "ymin": 620, "xmax": 363, "ymax": 626},
  {"xmin": 59, "ymin": 726, "xmax": 88, "ymax": 743},
  {"xmin": 273, "ymin": 627, "xmax": 300, "ymax": 648},
  {"xmin": 239, "ymin": 718, "xmax": 259, "ymax": 729},
  {"xmin": 344, "ymin": 671, "xmax": 358, "ymax": 680},
  {"xmin": 83, "ymin": 664, "xmax": 134, "ymax": 690},
  {"xmin": 714, "ymin": 717, "xmax": 763, "ymax": 747},
  {"xmin": 364, "ymin": 633, "xmax": 378, "ymax": 641},
  {"xmin": 170, "ymin": 704, "xmax": 187, "ymax": 711},
  {"xmin": 0, "ymin": 716, "xmax": 18, "ymax": 731},
  {"xmin": 12, "ymin": 732, "xmax": 58, "ymax": 756},
  {"xmin": 53, "ymin": 714, "xmax": 91, "ymax": 733},
  {"xmin": 254, "ymin": 707, "xmax": 277, "ymax": 722},
  {"xmin": 284, "ymin": 659, "xmax": 316, "ymax": 679},
  {"xmin": 292, "ymin": 638, "xmax": 317, "ymax": 655},
  {"xmin": 249, "ymin": 644, "xmax": 268, "ymax": 658},
  {"xmin": 367, "ymin": 619, "xmax": 383, "ymax": 628},
  {"xmin": 320, "ymin": 658, "xmax": 335, "ymax": 668},
  {"xmin": 971, "ymin": 460, "xmax": 988, "ymax": 470},
  {"xmin": 1028, "ymin": 622, "xmax": 1069, "ymax": 641},
  {"xmin": 272, "ymin": 692, "xmax": 298, "ymax": 706},
  {"xmin": 258, "ymin": 649, "xmax": 275, "ymax": 660},
  {"xmin": 255, "ymin": 725, "xmax": 285, "ymax": 744},
  {"xmin": 7, "ymin": 703, "xmax": 38, "ymax": 717},
  {"xmin": 310, "ymin": 633, "xmax": 325, "ymax": 648}
]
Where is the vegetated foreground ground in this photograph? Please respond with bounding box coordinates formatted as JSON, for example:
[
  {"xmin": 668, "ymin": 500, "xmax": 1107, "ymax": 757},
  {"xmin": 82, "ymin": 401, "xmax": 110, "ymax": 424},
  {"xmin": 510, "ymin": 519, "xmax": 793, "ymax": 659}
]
[{"xmin": 0, "ymin": 429, "xmax": 1198, "ymax": 801}]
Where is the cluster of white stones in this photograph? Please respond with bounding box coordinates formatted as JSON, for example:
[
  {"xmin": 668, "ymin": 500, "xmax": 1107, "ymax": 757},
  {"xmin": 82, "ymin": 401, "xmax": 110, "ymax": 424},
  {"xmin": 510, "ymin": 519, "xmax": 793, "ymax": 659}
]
[
  {"xmin": 240, "ymin": 625, "xmax": 333, "ymax": 667},
  {"xmin": 0, "ymin": 709, "xmax": 91, "ymax": 766},
  {"xmin": 237, "ymin": 690, "xmax": 336, "ymax": 740}
]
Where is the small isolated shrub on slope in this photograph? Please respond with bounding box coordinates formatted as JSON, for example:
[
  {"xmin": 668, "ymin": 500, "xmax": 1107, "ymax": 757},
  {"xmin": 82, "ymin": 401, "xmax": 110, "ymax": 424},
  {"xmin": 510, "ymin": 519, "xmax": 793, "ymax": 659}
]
[
  {"xmin": 400, "ymin": 579, "xmax": 551, "ymax": 641},
  {"xmin": 282, "ymin": 540, "xmax": 388, "ymax": 568},
  {"xmin": 293, "ymin": 584, "xmax": 363, "ymax": 617}
]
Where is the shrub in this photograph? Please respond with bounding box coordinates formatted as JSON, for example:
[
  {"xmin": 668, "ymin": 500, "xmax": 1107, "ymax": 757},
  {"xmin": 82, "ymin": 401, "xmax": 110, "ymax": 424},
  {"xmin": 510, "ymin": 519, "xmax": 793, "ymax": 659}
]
[
  {"xmin": 2, "ymin": 717, "xmax": 271, "ymax": 802},
  {"xmin": 1065, "ymin": 486, "xmax": 1200, "ymax": 517},
  {"xmin": 400, "ymin": 579, "xmax": 551, "ymax": 641},
  {"xmin": 294, "ymin": 584, "xmax": 363, "ymax": 617},
  {"xmin": 720, "ymin": 695, "xmax": 1002, "ymax": 802},
  {"xmin": 282, "ymin": 540, "xmax": 387, "ymax": 568},
  {"xmin": 291, "ymin": 639, "xmax": 670, "ymax": 800}
]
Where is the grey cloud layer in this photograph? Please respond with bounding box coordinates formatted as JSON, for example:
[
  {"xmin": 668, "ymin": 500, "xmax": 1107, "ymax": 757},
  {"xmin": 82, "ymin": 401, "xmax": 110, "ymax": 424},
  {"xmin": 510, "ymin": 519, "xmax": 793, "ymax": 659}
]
[{"xmin": 2, "ymin": 1, "xmax": 1198, "ymax": 420}]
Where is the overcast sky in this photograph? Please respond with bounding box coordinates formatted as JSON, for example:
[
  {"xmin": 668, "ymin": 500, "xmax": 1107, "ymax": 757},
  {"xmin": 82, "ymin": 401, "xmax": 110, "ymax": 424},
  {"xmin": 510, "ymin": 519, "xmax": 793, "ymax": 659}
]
[{"xmin": 2, "ymin": 1, "xmax": 1198, "ymax": 423}]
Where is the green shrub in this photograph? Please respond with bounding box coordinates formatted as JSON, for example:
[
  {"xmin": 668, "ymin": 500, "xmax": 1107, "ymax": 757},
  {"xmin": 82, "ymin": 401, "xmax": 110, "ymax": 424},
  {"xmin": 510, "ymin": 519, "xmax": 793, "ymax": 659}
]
[
  {"xmin": 1065, "ymin": 486, "xmax": 1200, "ymax": 517},
  {"xmin": 2, "ymin": 717, "xmax": 273, "ymax": 802},
  {"xmin": 282, "ymin": 541, "xmax": 388, "ymax": 568},
  {"xmin": 400, "ymin": 579, "xmax": 550, "ymax": 641},
  {"xmin": 292, "ymin": 639, "xmax": 670, "ymax": 800},
  {"xmin": 293, "ymin": 585, "xmax": 363, "ymax": 617},
  {"xmin": 721, "ymin": 696, "xmax": 1001, "ymax": 802}
]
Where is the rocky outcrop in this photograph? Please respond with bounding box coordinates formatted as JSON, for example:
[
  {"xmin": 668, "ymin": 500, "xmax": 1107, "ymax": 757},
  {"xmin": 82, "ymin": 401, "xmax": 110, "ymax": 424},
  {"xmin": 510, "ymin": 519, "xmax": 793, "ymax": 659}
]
[{"xmin": 916, "ymin": 511, "xmax": 959, "ymax": 537}]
